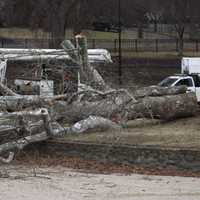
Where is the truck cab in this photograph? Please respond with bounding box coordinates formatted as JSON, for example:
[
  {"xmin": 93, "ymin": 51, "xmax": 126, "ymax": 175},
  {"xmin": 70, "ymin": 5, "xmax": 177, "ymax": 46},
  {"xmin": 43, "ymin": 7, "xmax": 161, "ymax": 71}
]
[
  {"xmin": 159, "ymin": 57, "xmax": 200, "ymax": 102},
  {"xmin": 159, "ymin": 74, "xmax": 200, "ymax": 102}
]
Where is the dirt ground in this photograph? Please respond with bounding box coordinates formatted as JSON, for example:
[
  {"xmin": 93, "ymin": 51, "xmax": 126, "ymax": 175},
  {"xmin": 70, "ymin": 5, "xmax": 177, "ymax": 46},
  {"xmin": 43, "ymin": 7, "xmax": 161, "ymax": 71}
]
[{"xmin": 0, "ymin": 165, "xmax": 200, "ymax": 200}]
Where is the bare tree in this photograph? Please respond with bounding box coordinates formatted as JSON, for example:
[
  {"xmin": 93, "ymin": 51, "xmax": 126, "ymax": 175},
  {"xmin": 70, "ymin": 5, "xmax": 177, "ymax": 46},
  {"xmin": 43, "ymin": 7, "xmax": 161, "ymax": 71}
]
[
  {"xmin": 161, "ymin": 0, "xmax": 193, "ymax": 55},
  {"xmin": 144, "ymin": 0, "xmax": 164, "ymax": 32},
  {"xmin": 32, "ymin": 0, "xmax": 81, "ymax": 47}
]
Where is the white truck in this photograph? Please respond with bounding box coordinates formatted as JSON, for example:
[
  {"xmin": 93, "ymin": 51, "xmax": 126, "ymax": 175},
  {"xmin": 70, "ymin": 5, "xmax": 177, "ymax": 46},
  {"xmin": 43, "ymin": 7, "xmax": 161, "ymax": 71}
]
[{"xmin": 158, "ymin": 57, "xmax": 200, "ymax": 102}]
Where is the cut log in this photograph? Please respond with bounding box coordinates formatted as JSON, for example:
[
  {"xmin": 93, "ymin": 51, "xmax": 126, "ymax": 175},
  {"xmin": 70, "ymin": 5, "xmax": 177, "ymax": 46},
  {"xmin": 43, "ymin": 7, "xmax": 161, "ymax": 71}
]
[
  {"xmin": 127, "ymin": 92, "xmax": 198, "ymax": 120},
  {"xmin": 52, "ymin": 89, "xmax": 135, "ymax": 123},
  {"xmin": 54, "ymin": 92, "xmax": 197, "ymax": 122},
  {"xmin": 75, "ymin": 35, "xmax": 110, "ymax": 91},
  {"xmin": 134, "ymin": 85, "xmax": 187, "ymax": 99},
  {"xmin": 70, "ymin": 116, "xmax": 120, "ymax": 134},
  {"xmin": 0, "ymin": 87, "xmax": 194, "ymax": 123}
]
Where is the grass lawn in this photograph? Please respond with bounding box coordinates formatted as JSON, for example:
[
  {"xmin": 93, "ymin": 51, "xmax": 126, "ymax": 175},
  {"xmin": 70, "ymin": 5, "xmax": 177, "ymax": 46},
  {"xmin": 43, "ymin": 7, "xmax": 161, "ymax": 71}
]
[
  {"xmin": 58, "ymin": 116, "xmax": 200, "ymax": 149},
  {"xmin": 0, "ymin": 28, "xmax": 172, "ymax": 40}
]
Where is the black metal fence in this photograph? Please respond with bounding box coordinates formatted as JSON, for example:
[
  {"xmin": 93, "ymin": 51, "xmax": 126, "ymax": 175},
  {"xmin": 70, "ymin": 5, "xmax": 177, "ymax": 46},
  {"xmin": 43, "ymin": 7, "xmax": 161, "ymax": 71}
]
[{"xmin": 0, "ymin": 38, "xmax": 200, "ymax": 53}]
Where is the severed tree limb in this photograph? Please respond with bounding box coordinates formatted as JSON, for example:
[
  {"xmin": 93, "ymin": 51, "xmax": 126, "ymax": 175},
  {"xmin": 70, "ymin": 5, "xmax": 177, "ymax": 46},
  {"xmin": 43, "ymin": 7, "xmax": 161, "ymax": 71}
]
[
  {"xmin": 0, "ymin": 95, "xmax": 54, "ymax": 111},
  {"xmin": 0, "ymin": 132, "xmax": 48, "ymax": 154},
  {"xmin": 51, "ymin": 116, "xmax": 120, "ymax": 137},
  {"xmin": 70, "ymin": 116, "xmax": 120, "ymax": 133},
  {"xmin": 66, "ymin": 88, "xmax": 136, "ymax": 105},
  {"xmin": 0, "ymin": 82, "xmax": 19, "ymax": 96},
  {"xmin": 75, "ymin": 35, "xmax": 110, "ymax": 91},
  {"xmin": 0, "ymin": 115, "xmax": 120, "ymax": 155},
  {"xmin": 0, "ymin": 109, "xmax": 50, "ymax": 143},
  {"xmin": 41, "ymin": 109, "xmax": 54, "ymax": 136},
  {"xmin": 134, "ymin": 85, "xmax": 187, "ymax": 99},
  {"xmin": 0, "ymin": 108, "xmax": 49, "ymax": 118}
]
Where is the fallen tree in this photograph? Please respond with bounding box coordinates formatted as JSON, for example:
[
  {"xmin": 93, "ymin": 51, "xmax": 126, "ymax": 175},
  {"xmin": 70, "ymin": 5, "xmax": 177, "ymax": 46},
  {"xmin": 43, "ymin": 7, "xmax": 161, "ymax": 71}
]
[
  {"xmin": 49, "ymin": 89, "xmax": 197, "ymax": 123},
  {"xmin": 0, "ymin": 88, "xmax": 197, "ymax": 163}
]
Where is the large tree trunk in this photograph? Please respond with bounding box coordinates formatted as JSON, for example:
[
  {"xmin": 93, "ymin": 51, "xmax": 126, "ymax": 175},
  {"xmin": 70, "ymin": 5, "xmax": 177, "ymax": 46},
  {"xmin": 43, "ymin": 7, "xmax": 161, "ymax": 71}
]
[
  {"xmin": 51, "ymin": 89, "xmax": 136, "ymax": 123},
  {"xmin": 52, "ymin": 91, "xmax": 197, "ymax": 123},
  {"xmin": 127, "ymin": 92, "xmax": 198, "ymax": 120}
]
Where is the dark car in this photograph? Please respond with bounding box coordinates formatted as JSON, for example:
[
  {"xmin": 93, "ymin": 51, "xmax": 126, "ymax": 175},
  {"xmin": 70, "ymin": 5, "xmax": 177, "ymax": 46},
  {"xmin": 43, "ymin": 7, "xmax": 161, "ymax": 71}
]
[{"xmin": 92, "ymin": 21, "xmax": 119, "ymax": 32}]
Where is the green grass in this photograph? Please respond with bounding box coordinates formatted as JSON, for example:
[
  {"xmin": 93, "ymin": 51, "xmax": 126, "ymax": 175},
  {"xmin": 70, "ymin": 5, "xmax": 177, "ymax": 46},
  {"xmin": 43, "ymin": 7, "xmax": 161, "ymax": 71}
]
[
  {"xmin": 0, "ymin": 28, "xmax": 119, "ymax": 39},
  {"xmin": 0, "ymin": 28, "xmax": 173, "ymax": 40}
]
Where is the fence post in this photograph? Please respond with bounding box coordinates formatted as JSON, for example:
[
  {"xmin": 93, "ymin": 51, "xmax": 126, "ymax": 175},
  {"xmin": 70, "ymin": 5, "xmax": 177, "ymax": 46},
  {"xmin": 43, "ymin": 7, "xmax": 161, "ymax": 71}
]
[
  {"xmin": 114, "ymin": 39, "xmax": 117, "ymax": 54},
  {"xmin": 24, "ymin": 39, "xmax": 28, "ymax": 48},
  {"xmin": 155, "ymin": 39, "xmax": 158, "ymax": 52},
  {"xmin": 176, "ymin": 39, "xmax": 179, "ymax": 52},
  {"xmin": 196, "ymin": 40, "xmax": 199, "ymax": 52},
  {"xmin": 135, "ymin": 39, "xmax": 138, "ymax": 52},
  {"xmin": 1, "ymin": 39, "xmax": 4, "ymax": 48},
  {"xmin": 92, "ymin": 39, "xmax": 96, "ymax": 49}
]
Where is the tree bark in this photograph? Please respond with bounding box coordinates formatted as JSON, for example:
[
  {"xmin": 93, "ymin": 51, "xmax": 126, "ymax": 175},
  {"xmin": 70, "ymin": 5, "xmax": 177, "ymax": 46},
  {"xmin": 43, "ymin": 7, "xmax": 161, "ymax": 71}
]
[
  {"xmin": 75, "ymin": 35, "xmax": 110, "ymax": 91},
  {"xmin": 52, "ymin": 89, "xmax": 136, "ymax": 123},
  {"xmin": 53, "ymin": 91, "xmax": 197, "ymax": 123},
  {"xmin": 127, "ymin": 92, "xmax": 198, "ymax": 120},
  {"xmin": 0, "ymin": 132, "xmax": 48, "ymax": 154},
  {"xmin": 134, "ymin": 85, "xmax": 187, "ymax": 99},
  {"xmin": 0, "ymin": 82, "xmax": 19, "ymax": 96}
]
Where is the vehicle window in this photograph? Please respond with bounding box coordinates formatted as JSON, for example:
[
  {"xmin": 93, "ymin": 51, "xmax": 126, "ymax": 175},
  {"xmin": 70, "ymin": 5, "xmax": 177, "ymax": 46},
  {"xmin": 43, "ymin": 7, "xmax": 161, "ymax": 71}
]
[
  {"xmin": 158, "ymin": 77, "xmax": 178, "ymax": 87},
  {"xmin": 175, "ymin": 78, "xmax": 193, "ymax": 87},
  {"xmin": 191, "ymin": 75, "xmax": 200, "ymax": 87}
]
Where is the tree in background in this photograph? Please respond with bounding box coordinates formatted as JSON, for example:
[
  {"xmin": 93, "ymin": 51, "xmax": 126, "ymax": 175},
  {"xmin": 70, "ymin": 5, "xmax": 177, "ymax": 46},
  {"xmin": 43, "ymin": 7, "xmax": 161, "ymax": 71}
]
[
  {"xmin": 31, "ymin": 0, "xmax": 82, "ymax": 47},
  {"xmin": 144, "ymin": 0, "xmax": 164, "ymax": 32},
  {"xmin": 2, "ymin": 0, "xmax": 83, "ymax": 47},
  {"xmin": 2, "ymin": 0, "xmax": 200, "ymax": 47},
  {"xmin": 1, "ymin": 0, "xmax": 34, "ymax": 27},
  {"xmin": 163, "ymin": 0, "xmax": 191, "ymax": 55}
]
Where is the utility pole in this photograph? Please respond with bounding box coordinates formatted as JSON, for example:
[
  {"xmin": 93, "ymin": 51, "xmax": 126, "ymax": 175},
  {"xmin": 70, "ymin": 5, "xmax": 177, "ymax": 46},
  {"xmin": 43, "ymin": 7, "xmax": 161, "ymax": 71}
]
[{"xmin": 118, "ymin": 0, "xmax": 122, "ymax": 85}]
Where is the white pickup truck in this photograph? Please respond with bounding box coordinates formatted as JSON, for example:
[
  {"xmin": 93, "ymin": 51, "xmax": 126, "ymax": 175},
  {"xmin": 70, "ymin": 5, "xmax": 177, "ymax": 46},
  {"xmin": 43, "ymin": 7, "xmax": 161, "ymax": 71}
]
[{"xmin": 158, "ymin": 57, "xmax": 200, "ymax": 102}]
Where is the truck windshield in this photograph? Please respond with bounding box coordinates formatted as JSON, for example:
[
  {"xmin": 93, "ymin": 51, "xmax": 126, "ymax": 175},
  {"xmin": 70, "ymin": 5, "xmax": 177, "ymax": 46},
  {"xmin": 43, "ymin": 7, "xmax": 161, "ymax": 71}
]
[{"xmin": 158, "ymin": 77, "xmax": 178, "ymax": 87}]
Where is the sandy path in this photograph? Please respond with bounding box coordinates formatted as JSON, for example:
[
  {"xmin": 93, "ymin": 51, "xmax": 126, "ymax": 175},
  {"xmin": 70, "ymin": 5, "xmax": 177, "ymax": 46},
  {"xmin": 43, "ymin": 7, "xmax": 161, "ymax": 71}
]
[{"xmin": 0, "ymin": 165, "xmax": 200, "ymax": 200}]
